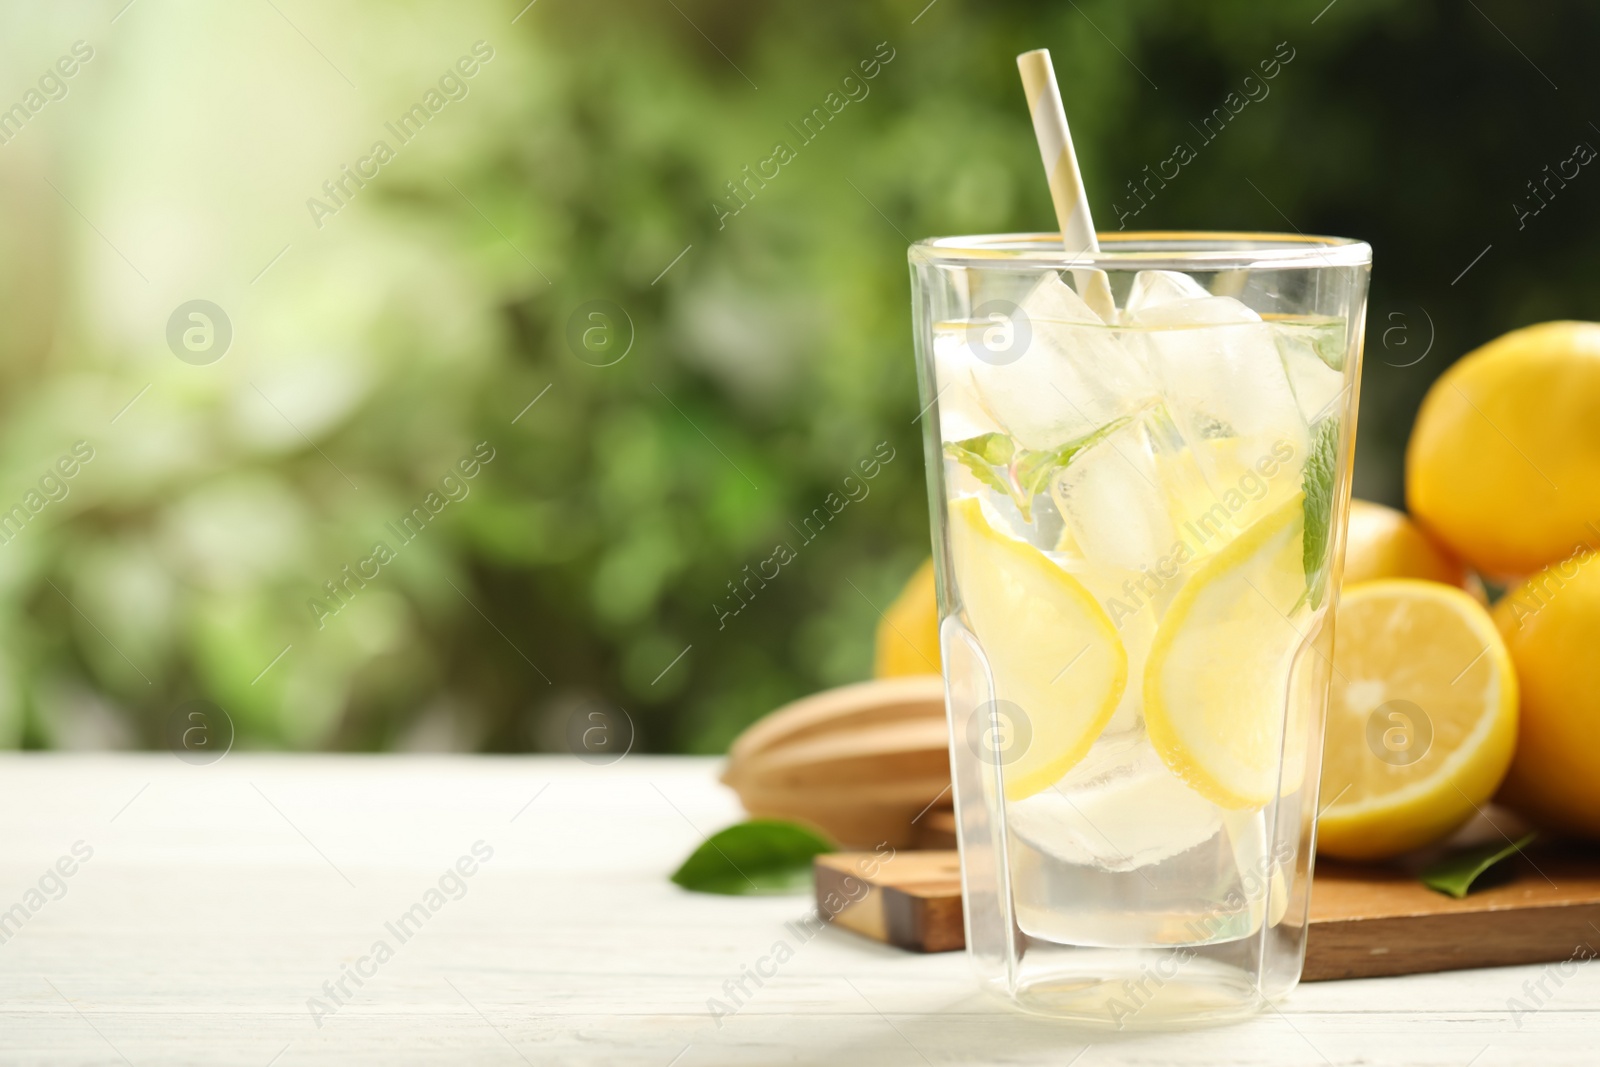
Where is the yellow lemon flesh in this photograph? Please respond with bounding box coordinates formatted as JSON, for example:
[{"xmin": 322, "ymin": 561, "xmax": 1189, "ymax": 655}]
[
  {"xmin": 1317, "ymin": 579, "xmax": 1518, "ymax": 861},
  {"xmin": 1407, "ymin": 321, "xmax": 1600, "ymax": 577},
  {"xmin": 874, "ymin": 558, "xmax": 942, "ymax": 677},
  {"xmin": 1343, "ymin": 498, "xmax": 1471, "ymax": 589},
  {"xmin": 1492, "ymin": 551, "xmax": 1600, "ymax": 840},
  {"xmin": 948, "ymin": 497, "xmax": 1127, "ymax": 801},
  {"xmin": 1144, "ymin": 496, "xmax": 1310, "ymax": 810}
]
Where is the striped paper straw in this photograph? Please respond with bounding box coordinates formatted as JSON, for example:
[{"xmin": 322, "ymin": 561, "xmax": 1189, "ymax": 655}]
[{"xmin": 1017, "ymin": 48, "xmax": 1115, "ymax": 320}]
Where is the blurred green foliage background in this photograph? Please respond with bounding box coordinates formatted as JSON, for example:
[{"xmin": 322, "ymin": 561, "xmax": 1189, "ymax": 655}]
[{"xmin": 0, "ymin": 0, "xmax": 1594, "ymax": 754}]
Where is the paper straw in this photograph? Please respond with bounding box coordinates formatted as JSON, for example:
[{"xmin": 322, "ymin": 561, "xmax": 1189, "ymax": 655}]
[{"xmin": 1017, "ymin": 49, "xmax": 1116, "ymax": 321}]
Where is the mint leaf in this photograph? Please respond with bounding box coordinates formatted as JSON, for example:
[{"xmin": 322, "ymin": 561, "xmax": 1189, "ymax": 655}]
[
  {"xmin": 951, "ymin": 432, "xmax": 1015, "ymax": 467},
  {"xmin": 1009, "ymin": 452, "xmax": 1061, "ymax": 515},
  {"xmin": 1301, "ymin": 417, "xmax": 1340, "ymax": 609},
  {"xmin": 945, "ymin": 420, "xmax": 1130, "ymax": 522},
  {"xmin": 1310, "ymin": 317, "xmax": 1347, "ymax": 371},
  {"xmin": 944, "ymin": 434, "xmax": 1015, "ymax": 500},
  {"xmin": 1420, "ymin": 833, "xmax": 1537, "ymax": 899},
  {"xmin": 669, "ymin": 819, "xmax": 836, "ymax": 895},
  {"xmin": 1011, "ymin": 416, "xmax": 1131, "ymax": 506}
]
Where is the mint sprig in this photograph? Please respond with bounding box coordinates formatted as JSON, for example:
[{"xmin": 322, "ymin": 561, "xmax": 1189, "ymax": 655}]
[
  {"xmin": 943, "ymin": 432, "xmax": 1015, "ymax": 502},
  {"xmin": 1301, "ymin": 417, "xmax": 1340, "ymax": 608},
  {"xmin": 943, "ymin": 417, "xmax": 1129, "ymax": 521}
]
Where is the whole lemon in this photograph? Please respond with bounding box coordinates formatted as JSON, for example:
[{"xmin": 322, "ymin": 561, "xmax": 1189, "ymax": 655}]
[
  {"xmin": 1342, "ymin": 499, "xmax": 1471, "ymax": 589},
  {"xmin": 1407, "ymin": 321, "xmax": 1600, "ymax": 577},
  {"xmin": 873, "ymin": 558, "xmax": 942, "ymax": 677},
  {"xmin": 1491, "ymin": 550, "xmax": 1600, "ymax": 839}
]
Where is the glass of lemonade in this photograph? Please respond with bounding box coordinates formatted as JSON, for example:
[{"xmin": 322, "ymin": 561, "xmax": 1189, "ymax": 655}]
[{"xmin": 910, "ymin": 232, "xmax": 1371, "ymax": 1026}]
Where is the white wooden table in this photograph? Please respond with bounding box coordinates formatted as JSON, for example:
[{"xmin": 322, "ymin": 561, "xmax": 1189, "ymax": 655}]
[{"xmin": 0, "ymin": 754, "xmax": 1590, "ymax": 1065}]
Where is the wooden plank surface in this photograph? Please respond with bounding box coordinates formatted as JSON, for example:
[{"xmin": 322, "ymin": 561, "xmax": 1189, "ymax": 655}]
[
  {"xmin": 1, "ymin": 754, "xmax": 1598, "ymax": 1065},
  {"xmin": 816, "ymin": 851, "xmax": 964, "ymax": 952},
  {"xmin": 1306, "ymin": 852, "xmax": 1600, "ymax": 980},
  {"xmin": 817, "ymin": 846, "xmax": 1600, "ymax": 983}
]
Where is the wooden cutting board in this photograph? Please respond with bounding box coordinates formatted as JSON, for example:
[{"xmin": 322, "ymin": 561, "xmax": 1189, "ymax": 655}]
[
  {"xmin": 1304, "ymin": 850, "xmax": 1600, "ymax": 979},
  {"xmin": 814, "ymin": 843, "xmax": 1600, "ymax": 979}
]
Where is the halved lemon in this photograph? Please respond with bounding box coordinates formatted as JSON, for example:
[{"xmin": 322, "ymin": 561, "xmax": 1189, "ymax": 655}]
[
  {"xmin": 1316, "ymin": 579, "xmax": 1518, "ymax": 860},
  {"xmin": 948, "ymin": 497, "xmax": 1127, "ymax": 800},
  {"xmin": 1144, "ymin": 496, "xmax": 1309, "ymax": 809}
]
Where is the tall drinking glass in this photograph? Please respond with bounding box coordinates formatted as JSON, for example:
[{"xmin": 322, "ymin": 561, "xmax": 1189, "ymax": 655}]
[{"xmin": 910, "ymin": 233, "xmax": 1370, "ymax": 1026}]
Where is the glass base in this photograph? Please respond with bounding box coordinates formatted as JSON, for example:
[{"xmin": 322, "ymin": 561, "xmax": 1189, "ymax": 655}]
[{"xmin": 987, "ymin": 945, "xmax": 1275, "ymax": 1029}]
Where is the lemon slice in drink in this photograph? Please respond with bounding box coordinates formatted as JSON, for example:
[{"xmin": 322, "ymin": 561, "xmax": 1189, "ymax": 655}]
[
  {"xmin": 948, "ymin": 497, "xmax": 1127, "ymax": 801},
  {"xmin": 1144, "ymin": 496, "xmax": 1309, "ymax": 809},
  {"xmin": 1316, "ymin": 579, "xmax": 1518, "ymax": 861}
]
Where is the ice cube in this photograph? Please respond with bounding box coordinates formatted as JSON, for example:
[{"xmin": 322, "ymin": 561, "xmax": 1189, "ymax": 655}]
[
  {"xmin": 931, "ymin": 323, "xmax": 1003, "ymax": 442},
  {"xmin": 1007, "ymin": 732, "xmax": 1224, "ymax": 873},
  {"xmin": 1026, "ymin": 270, "xmax": 1111, "ymax": 327},
  {"xmin": 1126, "ymin": 295, "xmax": 1310, "ymax": 485},
  {"xmin": 1220, "ymin": 808, "xmax": 1279, "ymax": 931},
  {"xmin": 1124, "ymin": 269, "xmax": 1211, "ymax": 317},
  {"xmin": 1047, "ymin": 400, "xmax": 1216, "ymax": 584},
  {"xmin": 1048, "ymin": 401, "xmax": 1215, "ymax": 739},
  {"xmin": 1025, "ymin": 272, "xmax": 1154, "ymax": 396},
  {"xmin": 1125, "ymin": 292, "xmax": 1259, "ymax": 330},
  {"xmin": 963, "ymin": 274, "xmax": 1153, "ymax": 452},
  {"xmin": 1275, "ymin": 321, "xmax": 1348, "ymax": 426},
  {"xmin": 1048, "ymin": 407, "xmax": 1178, "ymax": 575}
]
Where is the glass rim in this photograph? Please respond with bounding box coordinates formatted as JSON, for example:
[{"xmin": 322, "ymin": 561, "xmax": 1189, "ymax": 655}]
[{"xmin": 909, "ymin": 230, "xmax": 1372, "ymax": 270}]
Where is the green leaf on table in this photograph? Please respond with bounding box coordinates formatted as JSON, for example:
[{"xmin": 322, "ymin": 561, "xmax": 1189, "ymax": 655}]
[
  {"xmin": 1301, "ymin": 416, "xmax": 1340, "ymax": 609},
  {"xmin": 1420, "ymin": 833, "xmax": 1537, "ymax": 899},
  {"xmin": 669, "ymin": 819, "xmax": 837, "ymax": 895}
]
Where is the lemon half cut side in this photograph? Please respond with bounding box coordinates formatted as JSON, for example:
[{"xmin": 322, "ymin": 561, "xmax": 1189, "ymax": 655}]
[{"xmin": 1317, "ymin": 579, "xmax": 1517, "ymax": 861}]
